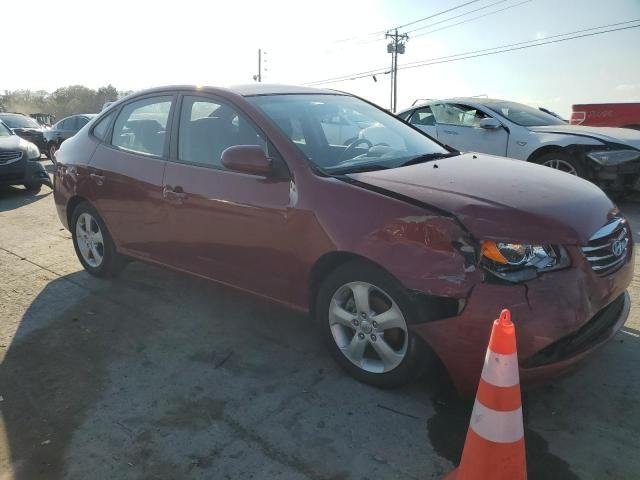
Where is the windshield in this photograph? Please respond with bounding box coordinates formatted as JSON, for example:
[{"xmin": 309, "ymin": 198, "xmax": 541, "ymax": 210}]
[
  {"xmin": 484, "ymin": 101, "xmax": 566, "ymax": 127},
  {"xmin": 247, "ymin": 94, "xmax": 451, "ymax": 173},
  {"xmin": 0, "ymin": 114, "xmax": 41, "ymax": 129},
  {"xmin": 0, "ymin": 121, "xmax": 12, "ymax": 137}
]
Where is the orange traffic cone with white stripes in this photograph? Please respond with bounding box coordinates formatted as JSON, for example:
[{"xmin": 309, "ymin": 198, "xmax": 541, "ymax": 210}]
[{"xmin": 445, "ymin": 309, "xmax": 526, "ymax": 480}]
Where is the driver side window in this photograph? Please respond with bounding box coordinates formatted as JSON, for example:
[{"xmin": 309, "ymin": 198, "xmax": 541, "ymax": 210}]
[
  {"xmin": 431, "ymin": 103, "xmax": 488, "ymax": 127},
  {"xmin": 178, "ymin": 96, "xmax": 267, "ymax": 170},
  {"xmin": 409, "ymin": 107, "xmax": 435, "ymax": 126}
]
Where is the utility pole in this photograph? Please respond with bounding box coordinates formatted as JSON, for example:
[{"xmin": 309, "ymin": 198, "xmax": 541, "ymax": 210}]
[
  {"xmin": 385, "ymin": 29, "xmax": 408, "ymax": 113},
  {"xmin": 254, "ymin": 48, "xmax": 262, "ymax": 82}
]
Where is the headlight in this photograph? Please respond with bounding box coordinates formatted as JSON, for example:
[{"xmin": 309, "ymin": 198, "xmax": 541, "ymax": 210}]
[
  {"xmin": 26, "ymin": 142, "xmax": 40, "ymax": 160},
  {"xmin": 587, "ymin": 149, "xmax": 640, "ymax": 166},
  {"xmin": 480, "ymin": 240, "xmax": 569, "ymax": 282}
]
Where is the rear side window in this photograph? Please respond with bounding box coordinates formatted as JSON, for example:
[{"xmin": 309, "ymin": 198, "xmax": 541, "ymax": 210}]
[
  {"xmin": 111, "ymin": 96, "xmax": 172, "ymax": 157},
  {"xmin": 178, "ymin": 96, "xmax": 266, "ymax": 169},
  {"xmin": 92, "ymin": 112, "xmax": 115, "ymax": 141}
]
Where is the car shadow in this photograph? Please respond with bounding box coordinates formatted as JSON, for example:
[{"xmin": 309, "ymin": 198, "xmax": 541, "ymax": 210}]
[
  {"xmin": 1, "ymin": 261, "xmax": 639, "ymax": 479},
  {"xmin": 0, "ymin": 186, "xmax": 52, "ymax": 212}
]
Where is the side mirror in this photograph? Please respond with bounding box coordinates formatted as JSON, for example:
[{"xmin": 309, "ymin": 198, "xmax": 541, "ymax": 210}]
[
  {"xmin": 221, "ymin": 145, "xmax": 272, "ymax": 175},
  {"xmin": 479, "ymin": 118, "xmax": 502, "ymax": 130}
]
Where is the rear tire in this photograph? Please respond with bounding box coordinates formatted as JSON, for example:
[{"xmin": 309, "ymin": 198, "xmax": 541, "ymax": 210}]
[
  {"xmin": 71, "ymin": 202, "xmax": 125, "ymax": 278},
  {"xmin": 315, "ymin": 259, "xmax": 442, "ymax": 388},
  {"xmin": 536, "ymin": 152, "xmax": 585, "ymax": 178}
]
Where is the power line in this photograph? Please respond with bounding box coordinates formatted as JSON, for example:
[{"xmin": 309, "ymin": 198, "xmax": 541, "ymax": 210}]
[
  {"xmin": 399, "ymin": 23, "xmax": 640, "ymax": 72},
  {"xmin": 372, "ymin": 0, "xmax": 484, "ymax": 34},
  {"xmin": 333, "ymin": 0, "xmax": 484, "ymax": 45},
  {"xmin": 405, "ymin": 0, "xmax": 510, "ymax": 34},
  {"xmin": 303, "ymin": 20, "xmax": 640, "ymax": 86},
  {"xmin": 357, "ymin": 0, "xmax": 526, "ymax": 47},
  {"xmin": 411, "ymin": 0, "xmax": 532, "ymax": 38}
]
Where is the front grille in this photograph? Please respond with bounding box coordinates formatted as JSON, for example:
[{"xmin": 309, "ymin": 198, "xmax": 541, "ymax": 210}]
[
  {"xmin": 523, "ymin": 293, "xmax": 626, "ymax": 368},
  {"xmin": 580, "ymin": 218, "xmax": 630, "ymax": 276},
  {"xmin": 0, "ymin": 150, "xmax": 23, "ymax": 165}
]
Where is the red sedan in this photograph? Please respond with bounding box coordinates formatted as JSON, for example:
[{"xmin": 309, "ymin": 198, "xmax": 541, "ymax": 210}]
[{"xmin": 53, "ymin": 85, "xmax": 632, "ymax": 395}]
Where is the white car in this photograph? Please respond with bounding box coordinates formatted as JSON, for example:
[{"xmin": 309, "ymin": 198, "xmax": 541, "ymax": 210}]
[{"xmin": 398, "ymin": 98, "xmax": 640, "ymax": 192}]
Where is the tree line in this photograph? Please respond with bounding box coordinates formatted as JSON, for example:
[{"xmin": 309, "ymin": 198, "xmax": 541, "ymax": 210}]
[{"xmin": 0, "ymin": 85, "xmax": 133, "ymax": 121}]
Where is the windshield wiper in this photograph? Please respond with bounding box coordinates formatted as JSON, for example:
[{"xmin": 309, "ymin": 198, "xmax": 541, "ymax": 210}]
[
  {"xmin": 399, "ymin": 152, "xmax": 459, "ymax": 167},
  {"xmin": 328, "ymin": 163, "xmax": 391, "ymax": 175}
]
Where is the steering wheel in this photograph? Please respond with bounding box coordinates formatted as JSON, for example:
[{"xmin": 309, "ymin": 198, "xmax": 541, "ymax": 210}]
[{"xmin": 339, "ymin": 138, "xmax": 373, "ymax": 161}]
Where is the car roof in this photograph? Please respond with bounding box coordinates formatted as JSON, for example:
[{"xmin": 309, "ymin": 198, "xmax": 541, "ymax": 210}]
[
  {"xmin": 228, "ymin": 83, "xmax": 342, "ymax": 96},
  {"xmin": 406, "ymin": 97, "xmax": 512, "ymax": 109},
  {"xmin": 113, "ymin": 84, "xmax": 343, "ymax": 99}
]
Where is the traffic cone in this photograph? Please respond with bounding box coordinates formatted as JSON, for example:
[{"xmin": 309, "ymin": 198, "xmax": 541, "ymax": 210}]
[{"xmin": 445, "ymin": 309, "xmax": 526, "ymax": 480}]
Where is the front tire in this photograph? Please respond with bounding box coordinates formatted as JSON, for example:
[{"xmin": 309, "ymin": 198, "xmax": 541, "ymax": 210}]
[
  {"xmin": 48, "ymin": 143, "xmax": 58, "ymax": 162},
  {"xmin": 71, "ymin": 202, "xmax": 125, "ymax": 277},
  {"xmin": 536, "ymin": 152, "xmax": 585, "ymax": 178},
  {"xmin": 23, "ymin": 183, "xmax": 42, "ymax": 194},
  {"xmin": 316, "ymin": 260, "xmax": 441, "ymax": 388}
]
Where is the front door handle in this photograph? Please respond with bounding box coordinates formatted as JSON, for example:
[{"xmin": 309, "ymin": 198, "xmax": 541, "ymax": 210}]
[
  {"xmin": 90, "ymin": 173, "xmax": 105, "ymax": 186},
  {"xmin": 443, "ymin": 129, "xmax": 459, "ymax": 135},
  {"xmin": 162, "ymin": 185, "xmax": 188, "ymax": 203}
]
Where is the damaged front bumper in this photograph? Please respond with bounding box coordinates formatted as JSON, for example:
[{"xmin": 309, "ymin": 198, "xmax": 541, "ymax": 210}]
[
  {"xmin": 593, "ymin": 160, "xmax": 640, "ymax": 192},
  {"xmin": 411, "ymin": 246, "xmax": 634, "ymax": 396}
]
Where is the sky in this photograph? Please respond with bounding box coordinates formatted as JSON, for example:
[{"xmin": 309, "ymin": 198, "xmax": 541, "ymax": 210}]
[{"xmin": 3, "ymin": 0, "xmax": 639, "ymax": 117}]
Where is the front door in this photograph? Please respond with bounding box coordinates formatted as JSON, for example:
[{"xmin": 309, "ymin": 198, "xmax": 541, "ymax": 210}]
[
  {"xmin": 432, "ymin": 103, "xmax": 508, "ymax": 156},
  {"xmin": 87, "ymin": 94, "xmax": 175, "ymax": 259},
  {"xmin": 161, "ymin": 94, "xmax": 294, "ymax": 300}
]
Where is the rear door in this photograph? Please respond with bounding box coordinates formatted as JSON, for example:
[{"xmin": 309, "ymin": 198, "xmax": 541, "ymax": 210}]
[
  {"xmin": 432, "ymin": 102, "xmax": 508, "ymax": 156},
  {"xmin": 87, "ymin": 94, "xmax": 176, "ymax": 259},
  {"xmin": 407, "ymin": 106, "xmax": 438, "ymax": 138},
  {"xmin": 160, "ymin": 94, "xmax": 294, "ymax": 299}
]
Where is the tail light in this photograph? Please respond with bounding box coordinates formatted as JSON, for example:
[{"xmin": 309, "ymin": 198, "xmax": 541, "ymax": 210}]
[{"xmin": 571, "ymin": 111, "xmax": 586, "ymax": 125}]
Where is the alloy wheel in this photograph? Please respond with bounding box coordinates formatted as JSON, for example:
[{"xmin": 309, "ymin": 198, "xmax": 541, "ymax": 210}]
[
  {"xmin": 328, "ymin": 281, "xmax": 408, "ymax": 373},
  {"xmin": 75, "ymin": 212, "xmax": 105, "ymax": 268},
  {"xmin": 542, "ymin": 158, "xmax": 578, "ymax": 175}
]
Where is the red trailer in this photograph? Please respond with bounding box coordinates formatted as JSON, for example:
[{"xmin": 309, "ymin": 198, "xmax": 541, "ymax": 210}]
[{"xmin": 571, "ymin": 103, "xmax": 640, "ymax": 130}]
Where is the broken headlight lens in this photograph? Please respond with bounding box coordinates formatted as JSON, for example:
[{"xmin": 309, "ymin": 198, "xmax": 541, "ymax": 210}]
[
  {"xmin": 587, "ymin": 150, "xmax": 640, "ymax": 166},
  {"xmin": 480, "ymin": 241, "xmax": 569, "ymax": 281}
]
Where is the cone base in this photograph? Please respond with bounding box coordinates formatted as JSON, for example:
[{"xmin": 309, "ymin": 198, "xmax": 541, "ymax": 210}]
[{"xmin": 444, "ymin": 468, "xmax": 458, "ymax": 479}]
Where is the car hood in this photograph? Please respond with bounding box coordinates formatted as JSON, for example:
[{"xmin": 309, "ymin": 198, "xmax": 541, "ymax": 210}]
[
  {"xmin": 0, "ymin": 135, "xmax": 25, "ymax": 150},
  {"xmin": 348, "ymin": 153, "xmax": 616, "ymax": 244},
  {"xmin": 529, "ymin": 125, "xmax": 640, "ymax": 149},
  {"xmin": 13, "ymin": 127, "xmax": 45, "ymax": 134}
]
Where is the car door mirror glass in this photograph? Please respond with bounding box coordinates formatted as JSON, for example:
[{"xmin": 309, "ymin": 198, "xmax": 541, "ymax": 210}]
[
  {"xmin": 221, "ymin": 145, "xmax": 272, "ymax": 175},
  {"xmin": 480, "ymin": 118, "xmax": 502, "ymax": 129}
]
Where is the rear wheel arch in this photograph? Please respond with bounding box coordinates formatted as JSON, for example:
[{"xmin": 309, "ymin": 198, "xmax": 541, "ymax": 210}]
[{"xmin": 66, "ymin": 196, "xmax": 93, "ymax": 229}]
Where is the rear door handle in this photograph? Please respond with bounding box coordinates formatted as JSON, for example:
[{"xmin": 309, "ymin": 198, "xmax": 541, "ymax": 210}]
[
  {"xmin": 443, "ymin": 130, "xmax": 459, "ymax": 135},
  {"xmin": 90, "ymin": 173, "xmax": 105, "ymax": 186}
]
